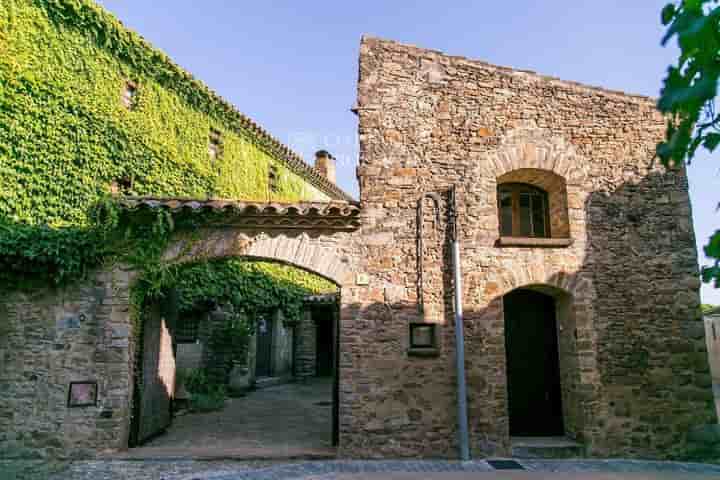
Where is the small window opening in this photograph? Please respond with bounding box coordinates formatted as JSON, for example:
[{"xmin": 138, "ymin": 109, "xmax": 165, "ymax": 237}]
[
  {"xmin": 111, "ymin": 175, "xmax": 133, "ymax": 195},
  {"xmin": 268, "ymin": 164, "xmax": 280, "ymax": 193},
  {"xmin": 122, "ymin": 81, "xmax": 138, "ymax": 109},
  {"xmin": 209, "ymin": 129, "xmax": 222, "ymax": 160},
  {"xmin": 497, "ymin": 183, "xmax": 550, "ymax": 238}
]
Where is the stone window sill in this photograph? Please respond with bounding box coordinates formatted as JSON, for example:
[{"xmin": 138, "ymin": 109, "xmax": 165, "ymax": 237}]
[
  {"xmin": 496, "ymin": 236, "xmax": 574, "ymax": 248},
  {"xmin": 408, "ymin": 347, "xmax": 440, "ymax": 358}
]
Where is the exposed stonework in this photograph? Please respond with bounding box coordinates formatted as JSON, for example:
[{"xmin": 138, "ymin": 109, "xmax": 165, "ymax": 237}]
[
  {"xmin": 163, "ymin": 231, "xmax": 354, "ymax": 286},
  {"xmin": 0, "ymin": 228, "xmax": 356, "ymax": 460},
  {"xmin": 0, "ymin": 269, "xmax": 136, "ymax": 459},
  {"xmin": 339, "ymin": 36, "xmax": 715, "ymax": 459},
  {"xmin": 295, "ymin": 309, "xmax": 318, "ymax": 380}
]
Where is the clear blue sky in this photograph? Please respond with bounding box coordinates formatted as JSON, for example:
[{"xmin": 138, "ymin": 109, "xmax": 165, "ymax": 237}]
[{"xmin": 97, "ymin": 1, "xmax": 720, "ymax": 303}]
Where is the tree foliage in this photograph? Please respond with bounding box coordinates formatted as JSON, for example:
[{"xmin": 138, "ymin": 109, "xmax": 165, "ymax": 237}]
[{"xmin": 658, "ymin": 1, "xmax": 720, "ymax": 285}]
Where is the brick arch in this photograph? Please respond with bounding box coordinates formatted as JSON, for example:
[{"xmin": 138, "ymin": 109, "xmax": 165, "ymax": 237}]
[
  {"xmin": 485, "ymin": 127, "xmax": 591, "ymax": 240},
  {"xmin": 161, "ymin": 229, "xmax": 351, "ymax": 286},
  {"xmin": 487, "ymin": 127, "xmax": 590, "ymax": 186},
  {"xmin": 483, "ymin": 264, "xmax": 590, "ymax": 301}
]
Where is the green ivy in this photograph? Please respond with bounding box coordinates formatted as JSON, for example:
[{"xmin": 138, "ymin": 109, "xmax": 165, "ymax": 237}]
[
  {"xmin": 166, "ymin": 258, "xmax": 337, "ymax": 322},
  {"xmin": 1, "ymin": 0, "xmax": 328, "ymax": 229},
  {"xmin": 0, "ymin": 0, "xmax": 332, "ymax": 289}
]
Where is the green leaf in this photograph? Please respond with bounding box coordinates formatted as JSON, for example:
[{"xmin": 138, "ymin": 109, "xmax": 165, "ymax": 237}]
[
  {"xmin": 662, "ymin": 3, "xmax": 676, "ymax": 25},
  {"xmin": 704, "ymin": 132, "xmax": 720, "ymax": 151}
]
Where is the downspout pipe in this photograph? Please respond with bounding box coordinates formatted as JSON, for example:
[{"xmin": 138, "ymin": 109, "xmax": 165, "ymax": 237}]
[{"xmin": 449, "ymin": 185, "xmax": 470, "ymax": 461}]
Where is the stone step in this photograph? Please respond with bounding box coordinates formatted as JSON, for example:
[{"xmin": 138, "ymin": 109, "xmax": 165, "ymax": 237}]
[{"xmin": 511, "ymin": 436, "xmax": 584, "ymax": 458}]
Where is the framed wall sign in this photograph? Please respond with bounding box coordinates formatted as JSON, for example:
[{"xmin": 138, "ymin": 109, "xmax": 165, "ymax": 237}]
[{"xmin": 67, "ymin": 381, "xmax": 98, "ymax": 407}]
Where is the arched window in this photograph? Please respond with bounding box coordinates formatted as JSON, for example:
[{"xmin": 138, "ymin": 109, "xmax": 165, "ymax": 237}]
[{"xmin": 497, "ymin": 183, "xmax": 550, "ymax": 238}]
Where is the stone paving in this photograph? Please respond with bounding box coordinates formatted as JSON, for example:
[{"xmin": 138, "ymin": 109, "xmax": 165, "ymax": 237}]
[
  {"xmin": 119, "ymin": 378, "xmax": 334, "ymax": 460},
  {"xmin": 4, "ymin": 458, "xmax": 719, "ymax": 480},
  {"xmin": 163, "ymin": 460, "xmax": 720, "ymax": 480},
  {"xmin": 31, "ymin": 460, "xmax": 720, "ymax": 480}
]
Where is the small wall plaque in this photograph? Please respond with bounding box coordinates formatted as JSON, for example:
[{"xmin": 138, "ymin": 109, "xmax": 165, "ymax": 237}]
[{"xmin": 67, "ymin": 381, "xmax": 98, "ymax": 407}]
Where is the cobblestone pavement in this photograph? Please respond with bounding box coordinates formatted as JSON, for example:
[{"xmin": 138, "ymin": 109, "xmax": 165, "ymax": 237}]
[
  {"xmin": 7, "ymin": 458, "xmax": 720, "ymax": 480},
  {"xmin": 123, "ymin": 378, "xmax": 333, "ymax": 460},
  {"xmin": 164, "ymin": 459, "xmax": 720, "ymax": 480},
  {"xmin": 26, "ymin": 460, "xmax": 274, "ymax": 480}
]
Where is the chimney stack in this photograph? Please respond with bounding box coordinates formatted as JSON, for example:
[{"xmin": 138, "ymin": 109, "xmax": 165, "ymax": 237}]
[{"xmin": 315, "ymin": 150, "xmax": 336, "ymax": 184}]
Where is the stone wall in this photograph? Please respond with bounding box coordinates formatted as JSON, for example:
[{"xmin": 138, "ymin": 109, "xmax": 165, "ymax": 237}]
[
  {"xmin": 0, "ymin": 229, "xmax": 355, "ymax": 460},
  {"xmin": 295, "ymin": 309, "xmax": 318, "ymax": 380},
  {"xmin": 0, "ymin": 269, "xmax": 135, "ymax": 459},
  {"xmin": 340, "ymin": 36, "xmax": 715, "ymax": 459}
]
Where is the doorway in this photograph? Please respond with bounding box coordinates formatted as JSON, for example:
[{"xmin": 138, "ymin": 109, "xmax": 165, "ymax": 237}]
[
  {"xmin": 504, "ymin": 288, "xmax": 564, "ymax": 436},
  {"xmin": 315, "ymin": 311, "xmax": 335, "ymax": 377},
  {"xmin": 255, "ymin": 313, "xmax": 274, "ymax": 377}
]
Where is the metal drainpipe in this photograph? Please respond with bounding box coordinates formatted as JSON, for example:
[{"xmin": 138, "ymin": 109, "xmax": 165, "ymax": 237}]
[{"xmin": 449, "ymin": 185, "xmax": 470, "ymax": 461}]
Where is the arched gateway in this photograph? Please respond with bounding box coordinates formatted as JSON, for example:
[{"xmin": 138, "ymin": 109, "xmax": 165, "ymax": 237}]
[{"xmin": 100, "ymin": 197, "xmax": 361, "ymax": 451}]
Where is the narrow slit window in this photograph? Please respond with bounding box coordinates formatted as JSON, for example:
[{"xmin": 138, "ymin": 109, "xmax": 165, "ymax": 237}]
[
  {"xmin": 209, "ymin": 129, "xmax": 222, "ymax": 160},
  {"xmin": 268, "ymin": 164, "xmax": 279, "ymax": 193},
  {"xmin": 122, "ymin": 81, "xmax": 137, "ymax": 109}
]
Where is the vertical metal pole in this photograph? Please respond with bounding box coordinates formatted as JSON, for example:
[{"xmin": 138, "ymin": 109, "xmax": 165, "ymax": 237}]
[{"xmin": 449, "ymin": 185, "xmax": 470, "ymax": 461}]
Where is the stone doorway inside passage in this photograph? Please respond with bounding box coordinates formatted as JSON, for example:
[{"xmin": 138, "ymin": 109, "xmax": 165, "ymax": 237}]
[{"xmin": 504, "ymin": 288, "xmax": 564, "ymax": 438}]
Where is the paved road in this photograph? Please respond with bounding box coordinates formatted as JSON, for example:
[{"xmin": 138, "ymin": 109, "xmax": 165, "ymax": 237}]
[{"xmin": 27, "ymin": 459, "xmax": 718, "ymax": 480}]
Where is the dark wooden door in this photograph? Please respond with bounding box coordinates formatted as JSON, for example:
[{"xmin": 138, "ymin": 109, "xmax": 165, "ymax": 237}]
[
  {"xmin": 504, "ymin": 289, "xmax": 564, "ymax": 436},
  {"xmin": 255, "ymin": 314, "xmax": 273, "ymax": 377},
  {"xmin": 315, "ymin": 316, "xmax": 334, "ymax": 377}
]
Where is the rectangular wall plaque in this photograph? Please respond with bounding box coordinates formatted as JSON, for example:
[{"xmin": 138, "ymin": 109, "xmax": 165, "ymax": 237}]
[{"xmin": 67, "ymin": 381, "xmax": 98, "ymax": 407}]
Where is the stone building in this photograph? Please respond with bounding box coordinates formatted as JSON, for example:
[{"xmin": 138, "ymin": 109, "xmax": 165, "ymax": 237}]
[
  {"xmin": 339, "ymin": 37, "xmax": 715, "ymax": 459},
  {"xmin": 1, "ymin": 0, "xmax": 717, "ymax": 463}
]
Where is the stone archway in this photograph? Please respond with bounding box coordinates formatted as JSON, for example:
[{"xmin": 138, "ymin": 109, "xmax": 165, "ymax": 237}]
[
  {"xmin": 97, "ymin": 198, "xmax": 360, "ymax": 454},
  {"xmin": 485, "ymin": 126, "xmax": 590, "ymax": 187},
  {"xmin": 162, "ymin": 230, "xmax": 352, "ymax": 286},
  {"xmin": 477, "ymin": 267, "xmax": 601, "ymax": 450}
]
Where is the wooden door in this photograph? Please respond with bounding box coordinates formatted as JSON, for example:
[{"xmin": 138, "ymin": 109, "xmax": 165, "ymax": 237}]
[
  {"xmin": 504, "ymin": 289, "xmax": 564, "ymax": 436},
  {"xmin": 133, "ymin": 302, "xmax": 176, "ymax": 445},
  {"xmin": 255, "ymin": 314, "xmax": 274, "ymax": 377}
]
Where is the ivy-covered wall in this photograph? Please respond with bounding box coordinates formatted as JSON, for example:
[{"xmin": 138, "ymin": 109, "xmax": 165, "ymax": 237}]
[{"xmin": 0, "ymin": 0, "xmax": 331, "ymax": 228}]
